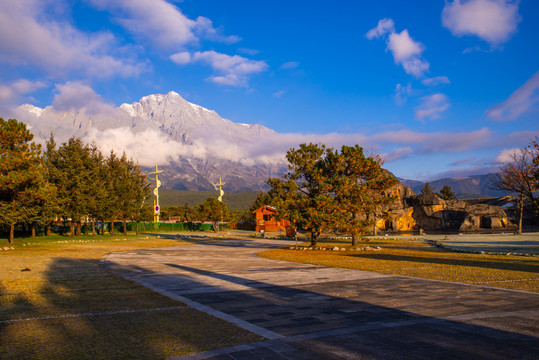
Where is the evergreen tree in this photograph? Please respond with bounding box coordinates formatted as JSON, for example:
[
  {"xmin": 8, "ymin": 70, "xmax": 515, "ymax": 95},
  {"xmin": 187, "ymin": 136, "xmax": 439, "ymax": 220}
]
[
  {"xmin": 420, "ymin": 182, "xmax": 436, "ymax": 195},
  {"xmin": 249, "ymin": 191, "xmax": 272, "ymax": 213},
  {"xmin": 439, "ymin": 185, "xmax": 456, "ymax": 200},
  {"xmin": 327, "ymin": 145, "xmax": 397, "ymax": 246},
  {"xmin": 115, "ymin": 153, "xmax": 150, "ymax": 235},
  {"xmin": 0, "ymin": 118, "xmax": 48, "ymax": 243},
  {"xmin": 47, "ymin": 137, "xmax": 95, "ymax": 236},
  {"xmin": 267, "ymin": 143, "xmax": 333, "ymax": 246},
  {"xmin": 198, "ymin": 197, "xmax": 230, "ymax": 231}
]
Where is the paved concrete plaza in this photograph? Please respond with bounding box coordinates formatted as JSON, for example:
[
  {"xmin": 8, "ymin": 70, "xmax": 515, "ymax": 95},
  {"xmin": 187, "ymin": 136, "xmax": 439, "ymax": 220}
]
[{"xmin": 103, "ymin": 237, "xmax": 539, "ymax": 359}]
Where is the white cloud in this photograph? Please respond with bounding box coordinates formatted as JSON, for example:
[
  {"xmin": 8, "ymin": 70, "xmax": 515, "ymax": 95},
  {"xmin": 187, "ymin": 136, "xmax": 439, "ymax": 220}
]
[
  {"xmin": 365, "ymin": 18, "xmax": 395, "ymax": 39},
  {"xmin": 367, "ymin": 19, "xmax": 430, "ymax": 78},
  {"xmin": 191, "ymin": 51, "xmax": 268, "ymax": 87},
  {"xmin": 170, "ymin": 50, "xmax": 268, "ymax": 87},
  {"xmin": 87, "ymin": 0, "xmax": 239, "ymax": 49},
  {"xmin": 53, "ymin": 81, "xmax": 118, "ymax": 115},
  {"xmin": 442, "ymin": 0, "xmax": 521, "ymax": 46},
  {"xmin": 0, "ymin": 0, "xmax": 143, "ymax": 78},
  {"xmin": 193, "ymin": 16, "xmax": 241, "ymax": 44},
  {"xmin": 394, "ymin": 83, "xmax": 413, "ymax": 106},
  {"xmin": 415, "ymin": 93, "xmax": 450, "ymax": 121},
  {"xmin": 486, "ymin": 70, "xmax": 539, "ymax": 121},
  {"xmin": 387, "ymin": 30, "xmax": 429, "ymax": 77},
  {"xmin": 238, "ymin": 48, "xmax": 260, "ymax": 56},
  {"xmin": 170, "ymin": 51, "xmax": 192, "ymax": 65},
  {"xmin": 281, "ymin": 61, "xmax": 300, "ymax": 70},
  {"xmin": 382, "ymin": 147, "xmax": 413, "ymax": 162},
  {"xmin": 273, "ymin": 90, "xmax": 286, "ymax": 98},
  {"xmin": 494, "ymin": 148, "xmax": 521, "ymax": 163},
  {"xmin": 387, "ymin": 30, "xmax": 423, "ymax": 62},
  {"xmin": 374, "ymin": 127, "xmax": 495, "ymax": 154},
  {"xmin": 19, "ymin": 91, "xmax": 533, "ymax": 174},
  {"xmin": 422, "ymin": 76, "xmax": 450, "ymax": 86},
  {"xmin": 0, "ymin": 79, "xmax": 46, "ymax": 103}
]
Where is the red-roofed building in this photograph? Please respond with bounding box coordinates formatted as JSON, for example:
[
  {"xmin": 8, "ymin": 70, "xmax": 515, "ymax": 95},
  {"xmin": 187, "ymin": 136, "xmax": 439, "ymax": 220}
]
[{"xmin": 252, "ymin": 205, "xmax": 291, "ymax": 232}]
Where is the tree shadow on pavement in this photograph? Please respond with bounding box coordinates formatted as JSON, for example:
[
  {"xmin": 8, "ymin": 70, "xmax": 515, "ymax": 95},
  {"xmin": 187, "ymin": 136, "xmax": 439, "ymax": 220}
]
[{"xmin": 102, "ymin": 256, "xmax": 539, "ymax": 360}]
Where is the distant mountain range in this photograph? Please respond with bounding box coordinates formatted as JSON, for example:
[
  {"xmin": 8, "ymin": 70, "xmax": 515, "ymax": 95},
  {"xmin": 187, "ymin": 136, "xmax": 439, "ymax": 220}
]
[
  {"xmin": 15, "ymin": 91, "xmax": 507, "ymax": 197},
  {"xmin": 399, "ymin": 173, "xmax": 507, "ymax": 198}
]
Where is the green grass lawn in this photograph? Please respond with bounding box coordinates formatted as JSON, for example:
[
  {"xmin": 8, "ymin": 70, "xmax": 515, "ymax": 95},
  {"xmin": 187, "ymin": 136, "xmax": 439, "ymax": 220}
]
[
  {"xmin": 0, "ymin": 234, "xmax": 263, "ymax": 359},
  {"xmin": 258, "ymin": 236, "xmax": 539, "ymax": 293}
]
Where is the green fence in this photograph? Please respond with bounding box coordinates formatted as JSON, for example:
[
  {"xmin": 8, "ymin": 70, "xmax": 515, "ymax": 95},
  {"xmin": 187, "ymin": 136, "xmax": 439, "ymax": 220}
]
[
  {"xmin": 128, "ymin": 222, "xmax": 224, "ymax": 232},
  {"xmin": 0, "ymin": 221, "xmax": 228, "ymax": 238}
]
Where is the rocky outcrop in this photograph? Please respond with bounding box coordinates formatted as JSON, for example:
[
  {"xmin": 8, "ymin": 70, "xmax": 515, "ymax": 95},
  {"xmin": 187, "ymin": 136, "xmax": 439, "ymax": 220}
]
[{"xmin": 377, "ymin": 182, "xmax": 516, "ymax": 232}]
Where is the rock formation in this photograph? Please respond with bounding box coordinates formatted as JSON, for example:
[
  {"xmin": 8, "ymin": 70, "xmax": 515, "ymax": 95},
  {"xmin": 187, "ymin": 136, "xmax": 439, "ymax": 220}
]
[{"xmin": 377, "ymin": 181, "xmax": 516, "ymax": 232}]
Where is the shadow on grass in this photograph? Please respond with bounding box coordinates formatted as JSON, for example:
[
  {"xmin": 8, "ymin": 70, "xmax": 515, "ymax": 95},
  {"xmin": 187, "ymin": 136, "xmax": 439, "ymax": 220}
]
[
  {"xmin": 0, "ymin": 256, "xmax": 261, "ymax": 360},
  {"xmin": 102, "ymin": 241, "xmax": 539, "ymax": 359},
  {"xmin": 351, "ymin": 252, "xmax": 539, "ymax": 273}
]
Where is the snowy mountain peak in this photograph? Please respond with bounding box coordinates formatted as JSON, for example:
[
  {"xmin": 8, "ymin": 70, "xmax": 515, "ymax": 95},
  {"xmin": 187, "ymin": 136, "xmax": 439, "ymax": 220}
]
[
  {"xmin": 14, "ymin": 90, "xmax": 285, "ymax": 191},
  {"xmin": 17, "ymin": 104, "xmax": 44, "ymax": 117}
]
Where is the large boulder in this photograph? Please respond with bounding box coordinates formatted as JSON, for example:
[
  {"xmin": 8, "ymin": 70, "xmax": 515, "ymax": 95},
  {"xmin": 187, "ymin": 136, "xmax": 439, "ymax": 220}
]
[{"xmin": 378, "ymin": 181, "xmax": 516, "ymax": 232}]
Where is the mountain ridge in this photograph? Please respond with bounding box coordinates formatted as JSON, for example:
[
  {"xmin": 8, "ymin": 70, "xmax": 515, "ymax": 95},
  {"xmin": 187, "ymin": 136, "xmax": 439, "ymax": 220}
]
[
  {"xmin": 15, "ymin": 91, "xmax": 504, "ymax": 196},
  {"xmin": 15, "ymin": 91, "xmax": 286, "ymax": 191},
  {"xmin": 399, "ymin": 173, "xmax": 507, "ymax": 198}
]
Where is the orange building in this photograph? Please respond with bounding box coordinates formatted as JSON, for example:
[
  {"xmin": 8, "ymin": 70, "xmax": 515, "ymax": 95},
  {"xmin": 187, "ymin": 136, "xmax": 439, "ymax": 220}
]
[{"xmin": 252, "ymin": 205, "xmax": 291, "ymax": 232}]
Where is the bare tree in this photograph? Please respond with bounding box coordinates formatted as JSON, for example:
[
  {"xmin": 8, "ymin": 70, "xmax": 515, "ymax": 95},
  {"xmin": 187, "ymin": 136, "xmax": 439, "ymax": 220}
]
[{"xmin": 491, "ymin": 146, "xmax": 537, "ymax": 234}]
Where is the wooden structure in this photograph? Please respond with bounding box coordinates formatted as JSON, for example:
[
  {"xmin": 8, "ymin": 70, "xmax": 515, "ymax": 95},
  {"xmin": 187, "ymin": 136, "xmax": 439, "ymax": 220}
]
[{"xmin": 252, "ymin": 205, "xmax": 290, "ymax": 232}]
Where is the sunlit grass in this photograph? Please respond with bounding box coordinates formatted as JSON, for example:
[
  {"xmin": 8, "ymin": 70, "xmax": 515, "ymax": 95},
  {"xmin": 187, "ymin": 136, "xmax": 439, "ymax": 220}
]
[
  {"xmin": 258, "ymin": 237, "xmax": 539, "ymax": 293},
  {"xmin": 0, "ymin": 234, "xmax": 263, "ymax": 359}
]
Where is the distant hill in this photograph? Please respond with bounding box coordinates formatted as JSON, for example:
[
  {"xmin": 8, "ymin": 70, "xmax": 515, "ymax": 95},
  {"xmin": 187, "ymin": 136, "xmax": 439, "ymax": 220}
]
[
  {"xmin": 399, "ymin": 174, "xmax": 508, "ymax": 198},
  {"xmin": 158, "ymin": 189, "xmax": 258, "ymax": 210}
]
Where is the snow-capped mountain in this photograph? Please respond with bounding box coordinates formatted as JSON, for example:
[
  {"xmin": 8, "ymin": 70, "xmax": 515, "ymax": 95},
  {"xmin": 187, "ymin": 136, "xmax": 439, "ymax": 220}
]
[{"xmin": 16, "ymin": 91, "xmax": 286, "ymax": 191}]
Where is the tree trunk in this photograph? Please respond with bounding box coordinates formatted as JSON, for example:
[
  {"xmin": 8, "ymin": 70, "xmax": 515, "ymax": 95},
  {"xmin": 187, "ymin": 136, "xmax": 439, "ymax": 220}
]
[
  {"xmin": 46, "ymin": 224, "xmax": 51, "ymax": 236},
  {"xmin": 76, "ymin": 222, "xmax": 81, "ymax": 236},
  {"xmin": 123, "ymin": 220, "xmax": 127, "ymax": 235},
  {"xmin": 110, "ymin": 221, "xmax": 114, "ymax": 235},
  {"xmin": 351, "ymin": 233, "xmax": 359, "ymax": 246},
  {"xmin": 31, "ymin": 226, "xmax": 36, "ymax": 238},
  {"xmin": 136, "ymin": 222, "xmax": 139, "ymax": 235},
  {"xmin": 212, "ymin": 221, "xmax": 219, "ymax": 232},
  {"xmin": 9, "ymin": 224, "xmax": 14, "ymax": 244},
  {"xmin": 310, "ymin": 229, "xmax": 317, "ymax": 246},
  {"xmin": 518, "ymin": 195, "xmax": 524, "ymax": 235},
  {"xmin": 70, "ymin": 222, "xmax": 75, "ymax": 237}
]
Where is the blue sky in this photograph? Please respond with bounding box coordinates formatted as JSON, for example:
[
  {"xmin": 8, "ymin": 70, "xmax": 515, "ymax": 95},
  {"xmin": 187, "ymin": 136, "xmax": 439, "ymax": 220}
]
[{"xmin": 0, "ymin": 0, "xmax": 538, "ymax": 180}]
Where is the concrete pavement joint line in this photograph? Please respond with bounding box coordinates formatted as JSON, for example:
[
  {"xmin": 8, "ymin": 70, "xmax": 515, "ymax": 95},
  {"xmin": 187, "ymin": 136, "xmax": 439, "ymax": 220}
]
[
  {"xmin": 132, "ymin": 277, "xmax": 285, "ymax": 341},
  {"xmin": 0, "ymin": 306, "xmax": 186, "ymax": 324},
  {"xmin": 170, "ymin": 314, "xmax": 492, "ymax": 360}
]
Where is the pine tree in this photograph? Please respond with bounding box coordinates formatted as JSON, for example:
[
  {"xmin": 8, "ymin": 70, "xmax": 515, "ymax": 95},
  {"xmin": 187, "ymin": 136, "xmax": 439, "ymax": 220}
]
[
  {"xmin": 198, "ymin": 197, "xmax": 230, "ymax": 231},
  {"xmin": 439, "ymin": 185, "xmax": 456, "ymax": 200},
  {"xmin": 420, "ymin": 182, "xmax": 436, "ymax": 195},
  {"xmin": 48, "ymin": 137, "xmax": 94, "ymax": 236},
  {"xmin": 327, "ymin": 145, "xmax": 397, "ymax": 246},
  {"xmin": 267, "ymin": 143, "xmax": 333, "ymax": 246},
  {"xmin": 0, "ymin": 118, "xmax": 48, "ymax": 243}
]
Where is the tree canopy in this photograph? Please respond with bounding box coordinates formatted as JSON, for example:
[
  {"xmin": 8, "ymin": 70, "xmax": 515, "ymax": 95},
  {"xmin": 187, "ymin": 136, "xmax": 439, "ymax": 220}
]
[
  {"xmin": 267, "ymin": 143, "xmax": 396, "ymax": 246},
  {"xmin": 198, "ymin": 197, "xmax": 230, "ymax": 231},
  {"xmin": 420, "ymin": 182, "xmax": 436, "ymax": 195},
  {"xmin": 1, "ymin": 119, "xmax": 151, "ymax": 242},
  {"xmin": 0, "ymin": 118, "xmax": 50, "ymax": 243},
  {"xmin": 491, "ymin": 143, "xmax": 538, "ymax": 233},
  {"xmin": 439, "ymin": 185, "xmax": 456, "ymax": 200}
]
